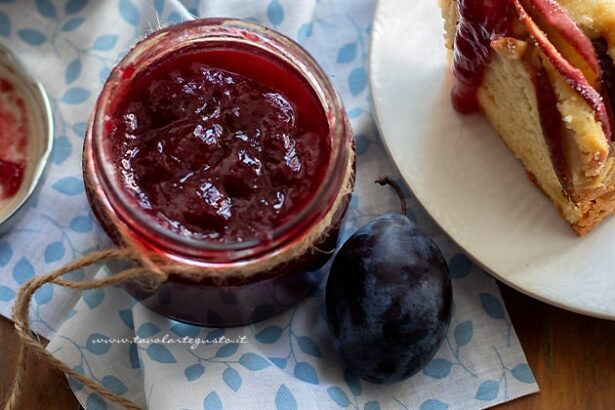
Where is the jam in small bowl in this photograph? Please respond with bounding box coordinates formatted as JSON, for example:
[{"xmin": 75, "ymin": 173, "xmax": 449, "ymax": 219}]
[
  {"xmin": 0, "ymin": 43, "xmax": 53, "ymax": 235},
  {"xmin": 83, "ymin": 19, "xmax": 355, "ymax": 327}
]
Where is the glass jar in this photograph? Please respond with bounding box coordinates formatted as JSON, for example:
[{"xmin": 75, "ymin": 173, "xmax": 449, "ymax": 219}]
[{"xmin": 83, "ymin": 19, "xmax": 355, "ymax": 327}]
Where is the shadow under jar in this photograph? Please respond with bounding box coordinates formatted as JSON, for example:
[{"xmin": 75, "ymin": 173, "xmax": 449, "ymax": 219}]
[{"xmin": 83, "ymin": 19, "xmax": 355, "ymax": 327}]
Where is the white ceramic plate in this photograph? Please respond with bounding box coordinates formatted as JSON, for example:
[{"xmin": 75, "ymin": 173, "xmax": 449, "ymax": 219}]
[{"xmin": 370, "ymin": 0, "xmax": 615, "ymax": 319}]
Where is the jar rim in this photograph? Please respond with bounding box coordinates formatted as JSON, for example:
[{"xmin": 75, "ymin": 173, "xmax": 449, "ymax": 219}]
[{"xmin": 90, "ymin": 18, "xmax": 351, "ymax": 258}]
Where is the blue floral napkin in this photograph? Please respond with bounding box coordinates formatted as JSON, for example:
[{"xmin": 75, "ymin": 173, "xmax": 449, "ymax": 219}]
[{"xmin": 0, "ymin": 0, "xmax": 539, "ymax": 409}]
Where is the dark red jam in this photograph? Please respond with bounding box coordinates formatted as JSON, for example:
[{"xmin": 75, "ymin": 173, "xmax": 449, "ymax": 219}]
[
  {"xmin": 0, "ymin": 160, "xmax": 24, "ymax": 199},
  {"xmin": 105, "ymin": 47, "xmax": 331, "ymax": 243},
  {"xmin": 452, "ymin": 0, "xmax": 516, "ymax": 113},
  {"xmin": 0, "ymin": 78, "xmax": 27, "ymax": 200}
]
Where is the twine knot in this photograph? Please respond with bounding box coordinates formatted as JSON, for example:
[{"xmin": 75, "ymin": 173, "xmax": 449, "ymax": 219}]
[{"xmin": 2, "ymin": 239, "xmax": 173, "ymax": 410}]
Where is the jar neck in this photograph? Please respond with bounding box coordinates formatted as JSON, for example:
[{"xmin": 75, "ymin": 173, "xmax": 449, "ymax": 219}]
[{"xmin": 90, "ymin": 19, "xmax": 351, "ymax": 264}]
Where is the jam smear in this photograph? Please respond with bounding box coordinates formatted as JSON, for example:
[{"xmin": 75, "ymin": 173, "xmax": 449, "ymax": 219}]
[
  {"xmin": 452, "ymin": 0, "xmax": 516, "ymax": 113},
  {"xmin": 0, "ymin": 78, "xmax": 28, "ymax": 201},
  {"xmin": 108, "ymin": 47, "xmax": 331, "ymax": 243}
]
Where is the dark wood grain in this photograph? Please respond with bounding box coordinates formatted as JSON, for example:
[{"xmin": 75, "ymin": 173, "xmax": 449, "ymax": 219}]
[
  {"xmin": 0, "ymin": 283, "xmax": 613, "ymax": 409},
  {"xmin": 0, "ymin": 316, "xmax": 80, "ymax": 409},
  {"xmin": 495, "ymin": 283, "xmax": 615, "ymax": 410}
]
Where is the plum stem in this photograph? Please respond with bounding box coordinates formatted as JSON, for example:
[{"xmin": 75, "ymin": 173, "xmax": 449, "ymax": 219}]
[{"xmin": 375, "ymin": 176, "xmax": 407, "ymax": 215}]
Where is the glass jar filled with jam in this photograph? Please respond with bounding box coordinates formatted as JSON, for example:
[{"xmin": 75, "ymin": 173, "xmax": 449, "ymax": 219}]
[{"xmin": 83, "ymin": 19, "xmax": 355, "ymax": 327}]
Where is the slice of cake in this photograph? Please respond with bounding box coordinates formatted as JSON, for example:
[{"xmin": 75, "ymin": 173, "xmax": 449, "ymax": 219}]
[{"xmin": 441, "ymin": 0, "xmax": 615, "ymax": 235}]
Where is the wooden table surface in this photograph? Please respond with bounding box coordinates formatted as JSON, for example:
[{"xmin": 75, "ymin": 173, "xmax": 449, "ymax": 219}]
[{"xmin": 0, "ymin": 282, "xmax": 613, "ymax": 409}]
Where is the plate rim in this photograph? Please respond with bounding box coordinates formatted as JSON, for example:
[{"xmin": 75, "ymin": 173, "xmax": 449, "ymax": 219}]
[{"xmin": 368, "ymin": 0, "xmax": 615, "ymax": 321}]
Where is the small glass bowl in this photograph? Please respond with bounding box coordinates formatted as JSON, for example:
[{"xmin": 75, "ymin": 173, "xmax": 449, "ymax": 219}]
[{"xmin": 0, "ymin": 44, "xmax": 53, "ymax": 236}]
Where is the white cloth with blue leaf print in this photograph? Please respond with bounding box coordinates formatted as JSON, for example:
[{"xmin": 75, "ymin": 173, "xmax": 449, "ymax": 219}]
[{"xmin": 0, "ymin": 0, "xmax": 539, "ymax": 409}]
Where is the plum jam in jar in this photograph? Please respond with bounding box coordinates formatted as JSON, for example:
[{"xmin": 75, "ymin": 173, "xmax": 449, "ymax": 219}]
[{"xmin": 83, "ymin": 19, "xmax": 355, "ymax": 327}]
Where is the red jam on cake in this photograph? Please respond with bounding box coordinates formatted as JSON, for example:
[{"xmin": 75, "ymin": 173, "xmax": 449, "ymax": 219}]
[
  {"xmin": 105, "ymin": 47, "xmax": 331, "ymax": 243},
  {"xmin": 0, "ymin": 78, "xmax": 28, "ymax": 202},
  {"xmin": 450, "ymin": 0, "xmax": 516, "ymax": 114},
  {"xmin": 441, "ymin": 0, "xmax": 615, "ymax": 235}
]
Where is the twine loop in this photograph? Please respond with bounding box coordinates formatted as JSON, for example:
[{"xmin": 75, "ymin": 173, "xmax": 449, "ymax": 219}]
[
  {"xmin": 2, "ymin": 229, "xmax": 188, "ymax": 410},
  {"xmin": 2, "ymin": 217, "xmax": 228, "ymax": 410}
]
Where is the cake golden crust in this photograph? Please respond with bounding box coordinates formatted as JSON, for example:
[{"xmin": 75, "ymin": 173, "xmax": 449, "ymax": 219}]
[
  {"xmin": 574, "ymin": 186, "xmax": 615, "ymax": 234},
  {"xmin": 524, "ymin": 166, "xmax": 615, "ymax": 235}
]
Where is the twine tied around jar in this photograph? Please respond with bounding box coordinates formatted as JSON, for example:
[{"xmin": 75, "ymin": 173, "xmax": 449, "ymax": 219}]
[
  {"xmin": 2, "ymin": 153, "xmax": 355, "ymax": 410},
  {"xmin": 3, "ymin": 227, "xmax": 180, "ymax": 410}
]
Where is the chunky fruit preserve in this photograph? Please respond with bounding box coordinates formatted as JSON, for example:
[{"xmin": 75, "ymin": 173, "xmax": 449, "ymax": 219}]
[
  {"xmin": 85, "ymin": 19, "xmax": 354, "ymax": 326},
  {"xmin": 0, "ymin": 78, "xmax": 28, "ymax": 202},
  {"xmin": 106, "ymin": 47, "xmax": 331, "ymax": 243}
]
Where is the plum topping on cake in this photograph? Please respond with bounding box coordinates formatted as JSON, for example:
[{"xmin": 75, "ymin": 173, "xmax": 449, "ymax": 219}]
[
  {"xmin": 594, "ymin": 38, "xmax": 615, "ymax": 126},
  {"xmin": 512, "ymin": 0, "xmax": 612, "ymax": 144}
]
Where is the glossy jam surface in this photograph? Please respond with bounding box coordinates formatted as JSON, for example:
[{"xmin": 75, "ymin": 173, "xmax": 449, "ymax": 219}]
[
  {"xmin": 106, "ymin": 47, "xmax": 331, "ymax": 242},
  {"xmin": 0, "ymin": 78, "xmax": 27, "ymax": 201},
  {"xmin": 452, "ymin": 0, "xmax": 516, "ymax": 113}
]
